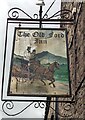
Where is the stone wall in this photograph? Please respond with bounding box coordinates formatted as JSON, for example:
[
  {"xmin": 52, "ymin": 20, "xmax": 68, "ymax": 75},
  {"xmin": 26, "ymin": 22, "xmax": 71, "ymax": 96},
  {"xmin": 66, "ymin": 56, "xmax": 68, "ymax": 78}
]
[
  {"xmin": 44, "ymin": 1, "xmax": 85, "ymax": 119},
  {"xmin": 59, "ymin": 1, "xmax": 85, "ymax": 119}
]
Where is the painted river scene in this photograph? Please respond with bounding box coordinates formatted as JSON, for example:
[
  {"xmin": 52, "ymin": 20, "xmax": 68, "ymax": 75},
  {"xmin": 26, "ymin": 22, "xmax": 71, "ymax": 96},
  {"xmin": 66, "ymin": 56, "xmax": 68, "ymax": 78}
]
[{"xmin": 8, "ymin": 29, "xmax": 70, "ymax": 96}]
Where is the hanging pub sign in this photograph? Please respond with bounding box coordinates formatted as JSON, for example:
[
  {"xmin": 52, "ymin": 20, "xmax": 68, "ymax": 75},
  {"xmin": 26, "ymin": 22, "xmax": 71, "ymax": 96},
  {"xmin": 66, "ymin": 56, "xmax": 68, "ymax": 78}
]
[{"xmin": 2, "ymin": 28, "xmax": 71, "ymax": 101}]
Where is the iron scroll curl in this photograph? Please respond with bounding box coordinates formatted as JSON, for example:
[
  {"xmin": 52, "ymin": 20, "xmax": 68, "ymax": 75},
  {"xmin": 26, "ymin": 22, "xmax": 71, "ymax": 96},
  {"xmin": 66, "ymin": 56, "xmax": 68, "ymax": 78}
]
[
  {"xmin": 34, "ymin": 102, "xmax": 46, "ymax": 109},
  {"xmin": 2, "ymin": 101, "xmax": 45, "ymax": 116},
  {"xmin": 58, "ymin": 97, "xmax": 75, "ymax": 117},
  {"xmin": 44, "ymin": 9, "xmax": 72, "ymax": 19},
  {"xmin": 2, "ymin": 101, "xmax": 34, "ymax": 116},
  {"xmin": 58, "ymin": 102, "xmax": 75, "ymax": 117},
  {"xmin": 8, "ymin": 7, "xmax": 33, "ymax": 19},
  {"xmin": 8, "ymin": 7, "xmax": 72, "ymax": 20}
]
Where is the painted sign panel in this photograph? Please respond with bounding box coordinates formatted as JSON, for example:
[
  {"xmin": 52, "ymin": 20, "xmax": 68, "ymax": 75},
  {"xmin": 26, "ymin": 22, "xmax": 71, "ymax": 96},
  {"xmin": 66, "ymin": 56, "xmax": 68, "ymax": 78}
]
[{"xmin": 7, "ymin": 28, "xmax": 71, "ymax": 97}]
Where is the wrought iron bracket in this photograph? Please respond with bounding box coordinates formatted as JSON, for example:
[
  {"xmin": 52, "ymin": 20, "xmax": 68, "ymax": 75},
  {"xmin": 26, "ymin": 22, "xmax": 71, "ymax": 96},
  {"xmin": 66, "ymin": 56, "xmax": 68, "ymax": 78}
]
[
  {"xmin": 7, "ymin": 7, "xmax": 75, "ymax": 27},
  {"xmin": 2, "ymin": 101, "xmax": 46, "ymax": 116},
  {"xmin": 1, "ymin": 1, "xmax": 84, "ymax": 117}
]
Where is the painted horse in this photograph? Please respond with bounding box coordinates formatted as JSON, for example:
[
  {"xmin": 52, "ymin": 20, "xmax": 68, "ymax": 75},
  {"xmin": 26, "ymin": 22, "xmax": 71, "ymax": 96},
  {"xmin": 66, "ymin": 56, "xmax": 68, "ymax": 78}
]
[{"xmin": 30, "ymin": 61, "xmax": 59, "ymax": 87}]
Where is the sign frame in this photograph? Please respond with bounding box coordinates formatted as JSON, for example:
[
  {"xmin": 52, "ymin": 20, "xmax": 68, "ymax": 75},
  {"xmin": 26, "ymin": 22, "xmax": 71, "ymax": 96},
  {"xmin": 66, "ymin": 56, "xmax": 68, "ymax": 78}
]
[{"xmin": 2, "ymin": 27, "xmax": 71, "ymax": 101}]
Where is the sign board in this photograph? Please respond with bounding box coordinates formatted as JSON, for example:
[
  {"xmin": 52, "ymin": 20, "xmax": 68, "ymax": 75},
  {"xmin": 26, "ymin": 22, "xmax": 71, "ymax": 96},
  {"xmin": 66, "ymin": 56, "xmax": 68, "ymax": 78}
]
[{"xmin": 2, "ymin": 28, "xmax": 71, "ymax": 101}]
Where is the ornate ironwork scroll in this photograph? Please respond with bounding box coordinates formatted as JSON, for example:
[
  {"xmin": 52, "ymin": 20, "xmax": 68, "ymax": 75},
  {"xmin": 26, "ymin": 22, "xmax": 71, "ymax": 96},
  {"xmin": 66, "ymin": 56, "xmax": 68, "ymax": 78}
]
[
  {"xmin": 47, "ymin": 97, "xmax": 75, "ymax": 118},
  {"xmin": 43, "ymin": 9, "xmax": 72, "ymax": 19},
  {"xmin": 34, "ymin": 102, "xmax": 46, "ymax": 109},
  {"xmin": 58, "ymin": 100, "xmax": 75, "ymax": 118},
  {"xmin": 1, "ymin": 0, "xmax": 78, "ymax": 118},
  {"xmin": 8, "ymin": 7, "xmax": 72, "ymax": 20},
  {"xmin": 2, "ymin": 101, "xmax": 34, "ymax": 116},
  {"xmin": 2, "ymin": 101, "xmax": 45, "ymax": 116},
  {"xmin": 8, "ymin": 7, "xmax": 33, "ymax": 19}
]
